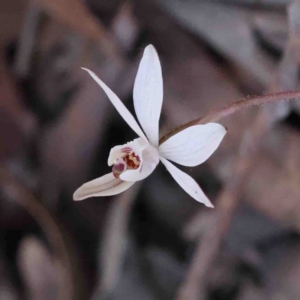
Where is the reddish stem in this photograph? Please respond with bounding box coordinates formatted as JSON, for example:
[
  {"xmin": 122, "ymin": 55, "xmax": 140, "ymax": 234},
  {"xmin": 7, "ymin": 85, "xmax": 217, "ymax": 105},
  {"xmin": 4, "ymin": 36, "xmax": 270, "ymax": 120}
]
[{"xmin": 160, "ymin": 90, "xmax": 300, "ymax": 144}]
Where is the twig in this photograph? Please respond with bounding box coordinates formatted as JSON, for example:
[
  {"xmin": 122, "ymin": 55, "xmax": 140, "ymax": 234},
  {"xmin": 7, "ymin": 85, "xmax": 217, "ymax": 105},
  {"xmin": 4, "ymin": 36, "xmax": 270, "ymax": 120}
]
[
  {"xmin": 176, "ymin": 124, "xmax": 264, "ymax": 300},
  {"xmin": 175, "ymin": 108, "xmax": 284, "ymax": 300}
]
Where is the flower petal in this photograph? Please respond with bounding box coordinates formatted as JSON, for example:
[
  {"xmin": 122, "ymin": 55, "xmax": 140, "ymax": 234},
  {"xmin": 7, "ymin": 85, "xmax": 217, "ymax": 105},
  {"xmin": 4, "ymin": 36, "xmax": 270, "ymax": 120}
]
[
  {"xmin": 159, "ymin": 123, "xmax": 226, "ymax": 167},
  {"xmin": 160, "ymin": 157, "xmax": 213, "ymax": 207},
  {"xmin": 120, "ymin": 142, "xmax": 160, "ymax": 181},
  {"xmin": 82, "ymin": 68, "xmax": 148, "ymax": 141},
  {"xmin": 73, "ymin": 173, "xmax": 135, "ymax": 201},
  {"xmin": 133, "ymin": 45, "xmax": 163, "ymax": 147}
]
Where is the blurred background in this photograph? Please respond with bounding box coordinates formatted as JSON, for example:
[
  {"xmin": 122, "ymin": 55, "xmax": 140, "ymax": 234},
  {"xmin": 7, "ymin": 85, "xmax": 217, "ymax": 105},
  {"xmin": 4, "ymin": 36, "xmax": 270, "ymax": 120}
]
[{"xmin": 1, "ymin": 0, "xmax": 300, "ymax": 299}]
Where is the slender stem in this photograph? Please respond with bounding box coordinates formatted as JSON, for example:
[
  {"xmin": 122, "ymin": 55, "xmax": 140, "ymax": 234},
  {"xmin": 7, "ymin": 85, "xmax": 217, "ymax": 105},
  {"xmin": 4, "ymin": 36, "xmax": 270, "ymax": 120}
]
[{"xmin": 159, "ymin": 90, "xmax": 300, "ymax": 144}]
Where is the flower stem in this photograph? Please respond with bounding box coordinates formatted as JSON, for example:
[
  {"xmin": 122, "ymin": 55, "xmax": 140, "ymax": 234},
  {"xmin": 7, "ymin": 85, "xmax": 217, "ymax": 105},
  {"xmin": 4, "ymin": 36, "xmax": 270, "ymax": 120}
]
[{"xmin": 159, "ymin": 90, "xmax": 300, "ymax": 144}]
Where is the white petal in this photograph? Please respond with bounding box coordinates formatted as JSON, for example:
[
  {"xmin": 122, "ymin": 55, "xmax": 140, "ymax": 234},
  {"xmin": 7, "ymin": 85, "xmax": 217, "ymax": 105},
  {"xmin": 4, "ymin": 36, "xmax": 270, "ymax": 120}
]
[
  {"xmin": 73, "ymin": 173, "xmax": 135, "ymax": 201},
  {"xmin": 160, "ymin": 157, "xmax": 213, "ymax": 207},
  {"xmin": 159, "ymin": 123, "xmax": 226, "ymax": 167},
  {"xmin": 82, "ymin": 68, "xmax": 148, "ymax": 141},
  {"xmin": 133, "ymin": 45, "xmax": 163, "ymax": 147},
  {"xmin": 120, "ymin": 143, "xmax": 160, "ymax": 181}
]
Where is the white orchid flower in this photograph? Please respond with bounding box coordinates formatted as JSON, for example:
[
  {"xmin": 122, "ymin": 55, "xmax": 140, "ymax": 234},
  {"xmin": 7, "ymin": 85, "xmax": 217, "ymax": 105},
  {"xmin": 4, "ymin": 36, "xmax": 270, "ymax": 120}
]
[{"xmin": 73, "ymin": 45, "xmax": 226, "ymax": 207}]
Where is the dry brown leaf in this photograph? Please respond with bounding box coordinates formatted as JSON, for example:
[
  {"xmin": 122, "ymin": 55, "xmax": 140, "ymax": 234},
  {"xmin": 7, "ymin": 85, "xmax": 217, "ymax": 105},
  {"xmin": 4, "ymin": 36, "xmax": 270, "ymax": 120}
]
[
  {"xmin": 33, "ymin": 0, "xmax": 105, "ymax": 40},
  {"xmin": 158, "ymin": 0, "xmax": 275, "ymax": 86},
  {"xmin": 32, "ymin": 0, "xmax": 120, "ymax": 60}
]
